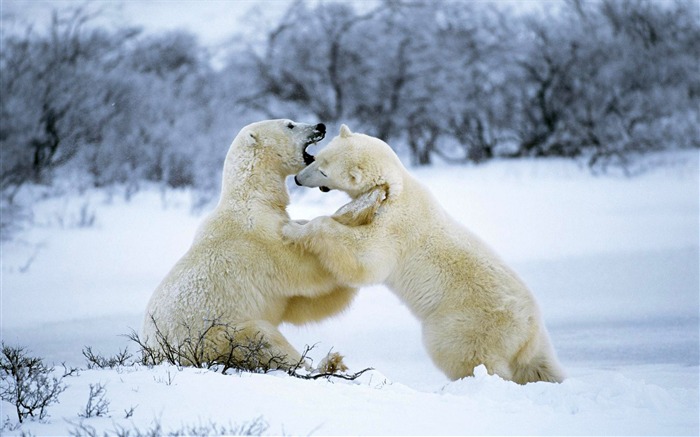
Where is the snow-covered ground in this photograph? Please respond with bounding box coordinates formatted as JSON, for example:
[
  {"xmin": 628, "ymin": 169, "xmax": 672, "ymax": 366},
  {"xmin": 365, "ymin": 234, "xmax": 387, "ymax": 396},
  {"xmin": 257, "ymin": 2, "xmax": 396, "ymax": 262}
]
[{"xmin": 1, "ymin": 152, "xmax": 698, "ymax": 435}]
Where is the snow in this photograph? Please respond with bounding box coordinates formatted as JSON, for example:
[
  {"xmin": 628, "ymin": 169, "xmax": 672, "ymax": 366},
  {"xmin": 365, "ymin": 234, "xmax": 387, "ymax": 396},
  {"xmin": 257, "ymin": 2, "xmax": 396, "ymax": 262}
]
[{"xmin": 1, "ymin": 152, "xmax": 699, "ymax": 435}]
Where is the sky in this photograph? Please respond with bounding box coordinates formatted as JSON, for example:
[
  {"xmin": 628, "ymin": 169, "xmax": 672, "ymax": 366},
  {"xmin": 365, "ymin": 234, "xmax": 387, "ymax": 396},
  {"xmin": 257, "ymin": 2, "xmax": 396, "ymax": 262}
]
[
  {"xmin": 1, "ymin": 0, "xmax": 551, "ymax": 48},
  {"xmin": 1, "ymin": 0, "xmax": 289, "ymax": 46}
]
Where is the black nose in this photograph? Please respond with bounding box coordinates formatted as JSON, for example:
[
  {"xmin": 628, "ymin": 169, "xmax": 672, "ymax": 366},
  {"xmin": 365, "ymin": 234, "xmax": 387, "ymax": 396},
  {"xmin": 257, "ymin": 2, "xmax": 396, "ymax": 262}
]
[
  {"xmin": 294, "ymin": 175, "xmax": 302, "ymax": 186},
  {"xmin": 315, "ymin": 123, "xmax": 326, "ymax": 134}
]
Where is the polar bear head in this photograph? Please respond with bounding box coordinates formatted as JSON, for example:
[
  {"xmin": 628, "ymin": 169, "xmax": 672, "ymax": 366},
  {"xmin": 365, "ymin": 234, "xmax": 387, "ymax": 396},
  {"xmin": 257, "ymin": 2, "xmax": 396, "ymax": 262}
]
[
  {"xmin": 230, "ymin": 119, "xmax": 326, "ymax": 177},
  {"xmin": 294, "ymin": 124, "xmax": 404, "ymax": 200}
]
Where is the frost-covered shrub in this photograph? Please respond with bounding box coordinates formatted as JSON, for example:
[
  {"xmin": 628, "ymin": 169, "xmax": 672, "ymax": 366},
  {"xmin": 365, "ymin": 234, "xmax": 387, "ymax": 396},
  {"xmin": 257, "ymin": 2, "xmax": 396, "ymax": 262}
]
[
  {"xmin": 68, "ymin": 416, "xmax": 269, "ymax": 437},
  {"xmin": 127, "ymin": 316, "xmax": 371, "ymax": 381},
  {"xmin": 78, "ymin": 383, "xmax": 109, "ymax": 418},
  {"xmin": 0, "ymin": 343, "xmax": 67, "ymax": 423},
  {"xmin": 127, "ymin": 316, "xmax": 303, "ymax": 374},
  {"xmin": 82, "ymin": 346, "xmax": 132, "ymax": 370}
]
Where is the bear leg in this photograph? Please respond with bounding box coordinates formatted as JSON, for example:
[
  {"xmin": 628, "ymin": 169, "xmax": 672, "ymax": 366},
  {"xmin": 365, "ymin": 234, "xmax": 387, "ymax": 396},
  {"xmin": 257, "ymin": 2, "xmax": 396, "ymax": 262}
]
[
  {"xmin": 282, "ymin": 286, "xmax": 357, "ymax": 325},
  {"xmin": 421, "ymin": 320, "xmax": 482, "ymax": 381},
  {"xmin": 509, "ymin": 330, "xmax": 566, "ymax": 384},
  {"xmin": 206, "ymin": 319, "xmax": 309, "ymax": 372}
]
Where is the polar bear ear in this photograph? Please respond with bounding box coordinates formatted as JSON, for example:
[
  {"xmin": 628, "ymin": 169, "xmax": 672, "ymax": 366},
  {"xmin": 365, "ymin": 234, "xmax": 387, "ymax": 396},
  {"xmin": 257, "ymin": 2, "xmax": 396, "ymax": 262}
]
[
  {"xmin": 349, "ymin": 166, "xmax": 363, "ymax": 185},
  {"xmin": 339, "ymin": 124, "xmax": 353, "ymax": 138},
  {"xmin": 245, "ymin": 131, "xmax": 258, "ymax": 147}
]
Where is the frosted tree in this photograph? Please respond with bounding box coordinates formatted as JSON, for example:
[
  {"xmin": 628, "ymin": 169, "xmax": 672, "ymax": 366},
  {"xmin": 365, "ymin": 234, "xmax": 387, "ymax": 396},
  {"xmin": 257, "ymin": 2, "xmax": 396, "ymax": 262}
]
[
  {"xmin": 507, "ymin": 0, "xmax": 700, "ymax": 167},
  {"xmin": 352, "ymin": 1, "xmax": 514, "ymax": 165},
  {"xmin": 0, "ymin": 7, "xmax": 138, "ymax": 196},
  {"xmin": 241, "ymin": 0, "xmax": 383, "ymax": 123}
]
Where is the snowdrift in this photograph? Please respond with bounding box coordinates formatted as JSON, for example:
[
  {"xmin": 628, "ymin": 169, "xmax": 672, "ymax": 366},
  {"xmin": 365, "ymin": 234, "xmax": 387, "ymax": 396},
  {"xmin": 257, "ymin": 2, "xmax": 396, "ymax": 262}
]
[{"xmin": 2, "ymin": 153, "xmax": 698, "ymax": 435}]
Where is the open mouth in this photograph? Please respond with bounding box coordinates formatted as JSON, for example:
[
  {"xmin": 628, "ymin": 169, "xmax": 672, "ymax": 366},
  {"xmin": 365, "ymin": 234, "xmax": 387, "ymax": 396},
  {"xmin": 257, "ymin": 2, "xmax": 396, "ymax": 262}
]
[
  {"xmin": 303, "ymin": 147, "xmax": 316, "ymax": 166},
  {"xmin": 303, "ymin": 124, "xmax": 326, "ymax": 165}
]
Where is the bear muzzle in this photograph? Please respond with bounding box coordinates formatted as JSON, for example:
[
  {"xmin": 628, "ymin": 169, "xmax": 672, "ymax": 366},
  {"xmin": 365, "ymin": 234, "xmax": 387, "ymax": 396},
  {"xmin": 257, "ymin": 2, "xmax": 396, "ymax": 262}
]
[{"xmin": 294, "ymin": 174, "xmax": 331, "ymax": 192}]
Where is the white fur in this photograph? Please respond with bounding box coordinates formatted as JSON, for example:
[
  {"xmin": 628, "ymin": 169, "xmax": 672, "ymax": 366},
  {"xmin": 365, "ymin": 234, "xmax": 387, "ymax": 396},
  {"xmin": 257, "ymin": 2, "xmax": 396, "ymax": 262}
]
[
  {"xmin": 142, "ymin": 120, "xmax": 355, "ymax": 369},
  {"xmin": 284, "ymin": 125, "xmax": 565, "ymax": 383}
]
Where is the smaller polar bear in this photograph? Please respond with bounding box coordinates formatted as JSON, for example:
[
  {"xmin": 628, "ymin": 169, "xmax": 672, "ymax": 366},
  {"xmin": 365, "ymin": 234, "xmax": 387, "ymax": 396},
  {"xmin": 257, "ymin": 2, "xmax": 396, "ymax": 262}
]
[
  {"xmin": 283, "ymin": 125, "xmax": 565, "ymax": 384},
  {"xmin": 142, "ymin": 120, "xmax": 356, "ymax": 371}
]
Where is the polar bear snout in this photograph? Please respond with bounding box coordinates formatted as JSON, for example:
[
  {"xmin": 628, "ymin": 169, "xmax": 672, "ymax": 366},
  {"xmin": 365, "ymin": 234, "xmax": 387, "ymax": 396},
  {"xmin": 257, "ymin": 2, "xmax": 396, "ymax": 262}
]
[
  {"xmin": 294, "ymin": 162, "xmax": 333, "ymax": 192},
  {"xmin": 305, "ymin": 123, "xmax": 326, "ymax": 144}
]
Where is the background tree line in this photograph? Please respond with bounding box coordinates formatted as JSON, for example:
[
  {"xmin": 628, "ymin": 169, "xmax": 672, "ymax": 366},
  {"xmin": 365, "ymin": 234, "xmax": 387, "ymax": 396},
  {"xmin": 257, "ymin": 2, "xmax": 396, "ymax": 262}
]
[{"xmin": 1, "ymin": 0, "xmax": 698, "ymax": 207}]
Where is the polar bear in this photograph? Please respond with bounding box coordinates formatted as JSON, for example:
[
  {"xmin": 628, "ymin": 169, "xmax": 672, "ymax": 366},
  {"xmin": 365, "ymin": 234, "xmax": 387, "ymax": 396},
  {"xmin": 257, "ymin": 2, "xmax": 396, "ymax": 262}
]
[
  {"xmin": 283, "ymin": 125, "xmax": 565, "ymax": 384},
  {"xmin": 142, "ymin": 120, "xmax": 356, "ymax": 371}
]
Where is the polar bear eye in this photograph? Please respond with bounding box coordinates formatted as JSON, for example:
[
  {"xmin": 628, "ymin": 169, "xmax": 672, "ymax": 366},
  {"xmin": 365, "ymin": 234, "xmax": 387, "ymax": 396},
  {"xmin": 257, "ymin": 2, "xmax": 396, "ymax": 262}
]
[
  {"xmin": 287, "ymin": 122, "xmax": 295, "ymax": 130},
  {"xmin": 319, "ymin": 170, "xmax": 327, "ymax": 177}
]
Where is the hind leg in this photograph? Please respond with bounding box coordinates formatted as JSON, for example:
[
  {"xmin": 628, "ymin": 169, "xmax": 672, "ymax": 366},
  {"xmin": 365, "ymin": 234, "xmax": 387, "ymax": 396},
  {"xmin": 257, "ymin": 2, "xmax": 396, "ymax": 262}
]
[
  {"xmin": 422, "ymin": 317, "xmax": 519, "ymax": 381},
  {"xmin": 511, "ymin": 355, "xmax": 565, "ymax": 384},
  {"xmin": 421, "ymin": 319, "xmax": 483, "ymax": 380},
  {"xmin": 207, "ymin": 319, "xmax": 309, "ymax": 371},
  {"xmin": 510, "ymin": 330, "xmax": 566, "ymax": 384}
]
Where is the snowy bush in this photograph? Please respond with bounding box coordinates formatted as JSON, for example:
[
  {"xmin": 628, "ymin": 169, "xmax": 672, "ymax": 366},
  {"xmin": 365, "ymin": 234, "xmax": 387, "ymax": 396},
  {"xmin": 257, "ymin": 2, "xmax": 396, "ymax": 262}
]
[
  {"xmin": 127, "ymin": 316, "xmax": 371, "ymax": 381},
  {"xmin": 127, "ymin": 316, "xmax": 289, "ymax": 374},
  {"xmin": 67, "ymin": 416, "xmax": 268, "ymax": 437},
  {"xmin": 77, "ymin": 383, "xmax": 109, "ymax": 419},
  {"xmin": 0, "ymin": 343, "xmax": 68, "ymax": 423},
  {"xmin": 82, "ymin": 347, "xmax": 132, "ymax": 370}
]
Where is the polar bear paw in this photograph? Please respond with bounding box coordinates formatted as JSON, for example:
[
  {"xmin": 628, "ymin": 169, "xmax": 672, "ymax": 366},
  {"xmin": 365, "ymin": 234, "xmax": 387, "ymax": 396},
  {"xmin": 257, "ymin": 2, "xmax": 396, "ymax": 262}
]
[
  {"xmin": 332, "ymin": 186, "xmax": 387, "ymax": 226},
  {"xmin": 316, "ymin": 351, "xmax": 349, "ymax": 375}
]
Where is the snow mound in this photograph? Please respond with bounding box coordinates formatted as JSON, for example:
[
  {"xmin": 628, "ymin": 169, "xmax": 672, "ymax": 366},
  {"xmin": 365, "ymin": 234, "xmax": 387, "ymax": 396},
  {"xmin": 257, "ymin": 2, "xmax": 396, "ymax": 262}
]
[
  {"xmin": 3, "ymin": 364, "xmax": 697, "ymax": 436},
  {"xmin": 2, "ymin": 152, "xmax": 698, "ymax": 435}
]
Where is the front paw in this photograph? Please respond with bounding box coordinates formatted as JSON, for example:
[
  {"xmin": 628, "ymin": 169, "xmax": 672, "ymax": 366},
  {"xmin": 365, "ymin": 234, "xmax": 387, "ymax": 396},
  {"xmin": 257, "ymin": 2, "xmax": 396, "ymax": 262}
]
[{"xmin": 332, "ymin": 186, "xmax": 387, "ymax": 226}]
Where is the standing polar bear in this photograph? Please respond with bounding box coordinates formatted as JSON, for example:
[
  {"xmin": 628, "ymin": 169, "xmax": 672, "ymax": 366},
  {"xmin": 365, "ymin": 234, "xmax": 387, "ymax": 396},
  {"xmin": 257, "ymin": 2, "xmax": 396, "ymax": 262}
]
[
  {"xmin": 142, "ymin": 120, "xmax": 356, "ymax": 370},
  {"xmin": 283, "ymin": 125, "xmax": 565, "ymax": 384}
]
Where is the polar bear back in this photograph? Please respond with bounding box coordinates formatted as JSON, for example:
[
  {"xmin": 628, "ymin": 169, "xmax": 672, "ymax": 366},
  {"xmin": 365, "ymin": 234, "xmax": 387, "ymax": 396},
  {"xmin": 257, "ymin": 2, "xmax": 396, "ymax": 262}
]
[{"xmin": 378, "ymin": 177, "xmax": 537, "ymax": 323}]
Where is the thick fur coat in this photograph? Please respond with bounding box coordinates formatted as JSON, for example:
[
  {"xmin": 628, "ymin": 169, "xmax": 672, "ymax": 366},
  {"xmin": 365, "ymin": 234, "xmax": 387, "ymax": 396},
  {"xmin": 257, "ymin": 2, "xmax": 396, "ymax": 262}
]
[
  {"xmin": 142, "ymin": 120, "xmax": 356, "ymax": 369},
  {"xmin": 284, "ymin": 125, "xmax": 565, "ymax": 383}
]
